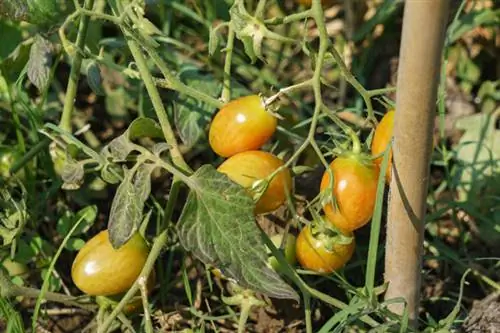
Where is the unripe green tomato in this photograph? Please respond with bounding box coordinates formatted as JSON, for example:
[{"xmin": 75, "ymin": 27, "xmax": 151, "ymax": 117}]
[
  {"xmin": 267, "ymin": 234, "xmax": 296, "ymax": 272},
  {"xmin": 71, "ymin": 230, "xmax": 149, "ymax": 296}
]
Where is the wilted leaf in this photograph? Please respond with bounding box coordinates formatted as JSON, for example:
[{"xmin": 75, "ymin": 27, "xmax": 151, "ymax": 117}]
[
  {"xmin": 61, "ymin": 159, "xmax": 85, "ymax": 190},
  {"xmin": 108, "ymin": 164, "xmax": 153, "ymax": 249},
  {"xmin": 86, "ymin": 61, "xmax": 105, "ymax": 96},
  {"xmin": 27, "ymin": 35, "xmax": 52, "ymax": 92},
  {"xmin": 177, "ymin": 165, "xmax": 299, "ymax": 300},
  {"xmin": 0, "ymin": 188, "xmax": 28, "ymax": 246}
]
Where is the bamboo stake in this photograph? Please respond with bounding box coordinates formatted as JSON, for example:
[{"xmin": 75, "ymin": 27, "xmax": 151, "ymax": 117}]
[{"xmin": 384, "ymin": 0, "xmax": 450, "ymax": 323}]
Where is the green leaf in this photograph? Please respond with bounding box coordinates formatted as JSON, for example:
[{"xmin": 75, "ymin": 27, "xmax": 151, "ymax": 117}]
[
  {"xmin": 101, "ymin": 117, "xmax": 164, "ymax": 161},
  {"xmin": 56, "ymin": 205, "xmax": 97, "ymax": 236},
  {"xmin": 0, "ymin": 188, "xmax": 28, "ymax": 246},
  {"xmin": 177, "ymin": 165, "xmax": 299, "ymax": 300},
  {"xmin": 447, "ymin": 8, "xmax": 500, "ymax": 45},
  {"xmin": 27, "ymin": 35, "xmax": 52, "ymax": 92},
  {"xmin": 86, "ymin": 61, "xmax": 105, "ymax": 96},
  {"xmin": 175, "ymin": 67, "xmax": 221, "ymax": 149},
  {"xmin": 0, "ymin": 35, "xmax": 31, "ymax": 83},
  {"xmin": 64, "ymin": 237, "xmax": 85, "ymax": 251},
  {"xmin": 108, "ymin": 164, "xmax": 153, "ymax": 249},
  {"xmin": 0, "ymin": 20, "xmax": 23, "ymax": 61}
]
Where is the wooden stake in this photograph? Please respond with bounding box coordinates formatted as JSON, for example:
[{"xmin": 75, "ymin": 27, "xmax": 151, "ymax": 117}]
[{"xmin": 384, "ymin": 0, "xmax": 450, "ymax": 323}]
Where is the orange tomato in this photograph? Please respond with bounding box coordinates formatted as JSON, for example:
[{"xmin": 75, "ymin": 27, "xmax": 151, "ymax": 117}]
[
  {"xmin": 71, "ymin": 230, "xmax": 149, "ymax": 296},
  {"xmin": 209, "ymin": 95, "xmax": 277, "ymax": 157},
  {"xmin": 296, "ymin": 224, "xmax": 354, "ymax": 273},
  {"xmin": 217, "ymin": 151, "xmax": 292, "ymax": 214},
  {"xmin": 320, "ymin": 154, "xmax": 378, "ymax": 231},
  {"xmin": 371, "ymin": 109, "xmax": 395, "ymax": 183}
]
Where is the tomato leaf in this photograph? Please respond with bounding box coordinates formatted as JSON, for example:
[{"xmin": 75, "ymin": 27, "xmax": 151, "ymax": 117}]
[
  {"xmin": 108, "ymin": 164, "xmax": 154, "ymax": 249},
  {"xmin": 175, "ymin": 66, "xmax": 221, "ymax": 149},
  {"xmin": 61, "ymin": 159, "xmax": 85, "ymax": 190},
  {"xmin": 101, "ymin": 117, "xmax": 164, "ymax": 161},
  {"xmin": 177, "ymin": 165, "xmax": 299, "ymax": 301},
  {"xmin": 27, "ymin": 35, "xmax": 52, "ymax": 92},
  {"xmin": 86, "ymin": 61, "xmax": 105, "ymax": 96}
]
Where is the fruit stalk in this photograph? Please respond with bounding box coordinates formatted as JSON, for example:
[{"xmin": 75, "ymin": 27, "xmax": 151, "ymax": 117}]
[{"xmin": 384, "ymin": 0, "xmax": 449, "ymax": 323}]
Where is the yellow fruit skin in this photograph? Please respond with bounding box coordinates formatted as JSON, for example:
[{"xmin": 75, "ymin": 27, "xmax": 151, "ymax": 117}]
[
  {"xmin": 209, "ymin": 95, "xmax": 277, "ymax": 157},
  {"xmin": 296, "ymin": 225, "xmax": 355, "ymax": 273},
  {"xmin": 371, "ymin": 109, "xmax": 395, "ymax": 183},
  {"xmin": 217, "ymin": 151, "xmax": 292, "ymax": 214},
  {"xmin": 320, "ymin": 155, "xmax": 379, "ymax": 231},
  {"xmin": 71, "ymin": 230, "xmax": 149, "ymax": 296}
]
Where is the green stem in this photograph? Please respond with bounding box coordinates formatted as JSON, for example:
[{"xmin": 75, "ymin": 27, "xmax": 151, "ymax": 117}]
[
  {"xmin": 221, "ymin": 26, "xmax": 235, "ymax": 103},
  {"xmin": 125, "ymin": 39, "xmax": 191, "ymax": 173},
  {"xmin": 97, "ymin": 230, "xmax": 168, "ymax": 333},
  {"xmin": 265, "ymin": 10, "xmax": 312, "ymax": 25},
  {"xmin": 139, "ymin": 277, "xmax": 153, "ymax": 333},
  {"xmin": 59, "ymin": 0, "xmax": 95, "ymax": 131},
  {"xmin": 146, "ymin": 48, "xmax": 222, "ymax": 108},
  {"xmin": 328, "ymin": 44, "xmax": 375, "ymax": 123},
  {"xmin": 254, "ymin": 0, "xmax": 267, "ymax": 19},
  {"xmin": 303, "ymin": 292, "xmax": 312, "ymax": 333},
  {"xmin": 0, "ymin": 270, "xmax": 95, "ymax": 311}
]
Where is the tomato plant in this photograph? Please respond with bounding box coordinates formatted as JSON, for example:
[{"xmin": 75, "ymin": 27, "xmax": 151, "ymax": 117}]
[
  {"xmin": 371, "ymin": 109, "xmax": 395, "ymax": 183},
  {"xmin": 209, "ymin": 95, "xmax": 277, "ymax": 157},
  {"xmin": 217, "ymin": 150, "xmax": 292, "ymax": 214},
  {"xmin": 267, "ymin": 233, "xmax": 297, "ymax": 272},
  {"xmin": 320, "ymin": 152, "xmax": 378, "ymax": 231},
  {"xmin": 296, "ymin": 222, "xmax": 355, "ymax": 273},
  {"xmin": 71, "ymin": 230, "xmax": 149, "ymax": 296}
]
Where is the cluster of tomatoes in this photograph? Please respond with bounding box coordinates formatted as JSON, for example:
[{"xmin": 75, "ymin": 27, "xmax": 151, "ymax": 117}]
[
  {"xmin": 210, "ymin": 95, "xmax": 395, "ymax": 274},
  {"xmin": 70, "ymin": 95, "xmax": 394, "ymax": 306}
]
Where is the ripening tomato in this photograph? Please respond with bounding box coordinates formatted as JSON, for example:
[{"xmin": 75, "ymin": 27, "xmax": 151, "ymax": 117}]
[
  {"xmin": 320, "ymin": 154, "xmax": 378, "ymax": 231},
  {"xmin": 217, "ymin": 151, "xmax": 292, "ymax": 214},
  {"xmin": 71, "ymin": 230, "xmax": 149, "ymax": 296},
  {"xmin": 371, "ymin": 109, "xmax": 395, "ymax": 183},
  {"xmin": 296, "ymin": 224, "xmax": 354, "ymax": 273},
  {"xmin": 209, "ymin": 95, "xmax": 277, "ymax": 157}
]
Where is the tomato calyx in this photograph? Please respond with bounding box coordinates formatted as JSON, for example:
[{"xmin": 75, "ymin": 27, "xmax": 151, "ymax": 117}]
[{"xmin": 309, "ymin": 216, "xmax": 354, "ymax": 252}]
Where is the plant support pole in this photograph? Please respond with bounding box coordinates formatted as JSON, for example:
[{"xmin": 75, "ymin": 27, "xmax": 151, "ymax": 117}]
[{"xmin": 384, "ymin": 0, "xmax": 449, "ymax": 322}]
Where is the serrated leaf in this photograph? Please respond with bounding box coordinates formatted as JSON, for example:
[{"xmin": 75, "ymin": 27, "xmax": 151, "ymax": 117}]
[
  {"xmin": 86, "ymin": 61, "xmax": 105, "ymax": 96},
  {"xmin": 101, "ymin": 117, "xmax": 164, "ymax": 161},
  {"xmin": 175, "ymin": 67, "xmax": 221, "ymax": 148},
  {"xmin": 108, "ymin": 164, "xmax": 152, "ymax": 249},
  {"xmin": 108, "ymin": 168, "xmax": 142, "ymax": 248},
  {"xmin": 133, "ymin": 164, "xmax": 154, "ymax": 202},
  {"xmin": 27, "ymin": 35, "xmax": 52, "ymax": 92},
  {"xmin": 177, "ymin": 165, "xmax": 299, "ymax": 300}
]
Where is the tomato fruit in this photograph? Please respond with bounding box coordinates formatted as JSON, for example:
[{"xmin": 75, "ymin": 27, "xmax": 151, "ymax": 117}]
[
  {"xmin": 320, "ymin": 154, "xmax": 378, "ymax": 231},
  {"xmin": 217, "ymin": 151, "xmax": 292, "ymax": 214},
  {"xmin": 209, "ymin": 95, "xmax": 277, "ymax": 157},
  {"xmin": 71, "ymin": 230, "xmax": 149, "ymax": 296},
  {"xmin": 371, "ymin": 109, "xmax": 395, "ymax": 183},
  {"xmin": 101, "ymin": 269, "xmax": 156, "ymax": 315},
  {"xmin": 296, "ymin": 223, "xmax": 354, "ymax": 273},
  {"xmin": 267, "ymin": 234, "xmax": 296, "ymax": 272}
]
